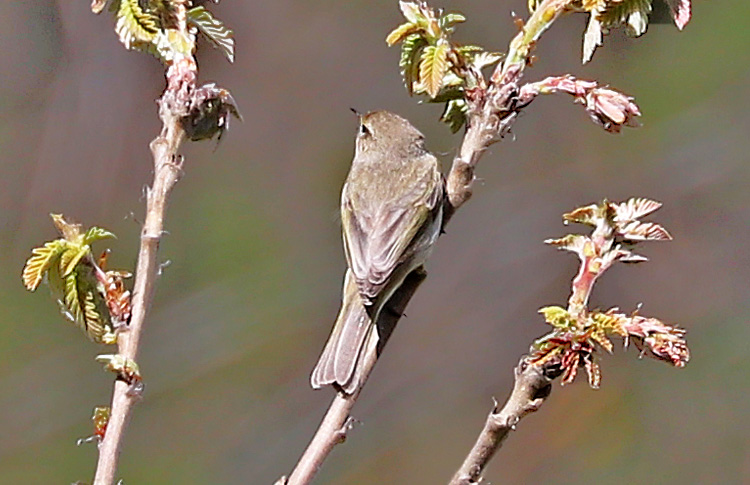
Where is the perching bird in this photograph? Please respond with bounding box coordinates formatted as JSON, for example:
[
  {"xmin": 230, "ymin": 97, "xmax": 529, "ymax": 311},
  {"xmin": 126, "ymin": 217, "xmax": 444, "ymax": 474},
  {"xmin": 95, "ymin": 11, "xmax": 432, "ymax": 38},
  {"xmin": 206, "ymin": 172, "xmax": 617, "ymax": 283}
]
[{"xmin": 311, "ymin": 110, "xmax": 444, "ymax": 394}]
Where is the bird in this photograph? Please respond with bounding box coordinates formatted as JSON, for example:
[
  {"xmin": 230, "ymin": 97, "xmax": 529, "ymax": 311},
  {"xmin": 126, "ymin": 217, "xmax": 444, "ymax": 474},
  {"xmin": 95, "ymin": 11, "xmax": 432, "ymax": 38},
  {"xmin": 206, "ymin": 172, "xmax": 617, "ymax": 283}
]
[{"xmin": 311, "ymin": 110, "xmax": 444, "ymax": 394}]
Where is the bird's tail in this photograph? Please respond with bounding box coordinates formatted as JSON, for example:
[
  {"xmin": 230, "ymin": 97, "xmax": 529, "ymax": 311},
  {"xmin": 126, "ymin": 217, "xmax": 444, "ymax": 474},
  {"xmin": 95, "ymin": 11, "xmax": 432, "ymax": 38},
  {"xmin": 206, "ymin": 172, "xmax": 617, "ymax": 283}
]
[{"xmin": 311, "ymin": 271, "xmax": 375, "ymax": 394}]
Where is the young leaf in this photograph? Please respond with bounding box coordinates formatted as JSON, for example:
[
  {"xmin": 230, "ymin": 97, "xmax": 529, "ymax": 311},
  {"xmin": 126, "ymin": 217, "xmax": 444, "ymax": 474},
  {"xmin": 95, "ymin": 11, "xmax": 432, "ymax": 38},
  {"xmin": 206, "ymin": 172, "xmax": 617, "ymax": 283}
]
[
  {"xmin": 539, "ymin": 306, "xmax": 576, "ymax": 330},
  {"xmin": 96, "ymin": 354, "xmax": 142, "ymax": 385},
  {"xmin": 399, "ymin": 0, "xmax": 422, "ymax": 24},
  {"xmin": 583, "ymin": 353, "xmax": 602, "ymax": 388},
  {"xmin": 439, "ymin": 99, "xmax": 468, "ymax": 133},
  {"xmin": 92, "ymin": 406, "xmax": 111, "ymax": 441},
  {"xmin": 438, "ymin": 12, "xmax": 466, "ymax": 31},
  {"xmin": 470, "ymin": 51, "xmax": 503, "ymax": 71},
  {"xmin": 544, "ymin": 234, "xmax": 590, "ymax": 256},
  {"xmin": 115, "ymin": 0, "xmax": 159, "ymax": 50},
  {"xmin": 91, "ymin": 0, "xmax": 108, "ymax": 14},
  {"xmin": 84, "ymin": 226, "xmax": 117, "ymax": 245},
  {"xmin": 153, "ymin": 29, "xmax": 197, "ymax": 64},
  {"xmin": 563, "ymin": 202, "xmax": 605, "ymax": 226},
  {"xmin": 399, "ymin": 34, "xmax": 427, "ymax": 95},
  {"xmin": 60, "ymin": 244, "xmax": 91, "ymax": 279},
  {"xmin": 599, "ymin": 0, "xmax": 652, "ymax": 36},
  {"xmin": 386, "ymin": 21, "xmax": 420, "ymax": 46},
  {"xmin": 22, "ymin": 240, "xmax": 67, "ymax": 291},
  {"xmin": 583, "ymin": 13, "xmax": 603, "ymax": 64},
  {"xmin": 616, "ymin": 221, "xmax": 672, "ymax": 241},
  {"xmin": 528, "ymin": 0, "xmax": 542, "ymax": 13},
  {"xmin": 63, "ymin": 266, "xmax": 112, "ymax": 343},
  {"xmin": 187, "ymin": 6, "xmax": 235, "ymax": 63},
  {"xmin": 582, "ymin": 0, "xmax": 669, "ymax": 62},
  {"xmin": 418, "ymin": 41, "xmax": 450, "ymax": 98},
  {"xmin": 611, "ymin": 197, "xmax": 662, "ymax": 222},
  {"xmin": 664, "ymin": 0, "xmax": 691, "ymax": 29},
  {"xmin": 589, "ymin": 329, "xmax": 614, "ymax": 353},
  {"xmin": 51, "ymin": 213, "xmax": 83, "ymax": 243}
]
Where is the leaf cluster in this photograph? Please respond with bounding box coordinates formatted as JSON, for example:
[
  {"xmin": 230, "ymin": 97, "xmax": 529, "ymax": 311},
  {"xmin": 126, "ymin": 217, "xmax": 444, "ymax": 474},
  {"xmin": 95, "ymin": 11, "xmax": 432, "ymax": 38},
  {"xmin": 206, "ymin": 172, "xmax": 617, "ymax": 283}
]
[
  {"xmin": 386, "ymin": 1, "xmax": 502, "ymax": 132},
  {"xmin": 77, "ymin": 406, "xmax": 112, "ymax": 446},
  {"xmin": 527, "ymin": 0, "xmax": 691, "ymax": 63},
  {"xmin": 22, "ymin": 214, "xmax": 130, "ymax": 344},
  {"xmin": 91, "ymin": 0, "xmax": 235, "ymax": 64},
  {"xmin": 531, "ymin": 198, "xmax": 688, "ymax": 387}
]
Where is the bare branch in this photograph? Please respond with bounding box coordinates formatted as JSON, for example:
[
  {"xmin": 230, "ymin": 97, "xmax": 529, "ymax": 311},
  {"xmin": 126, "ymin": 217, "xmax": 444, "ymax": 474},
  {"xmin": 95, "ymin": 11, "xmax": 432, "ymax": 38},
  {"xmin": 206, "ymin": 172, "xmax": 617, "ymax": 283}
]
[
  {"xmin": 285, "ymin": 270, "xmax": 426, "ymax": 485},
  {"xmin": 450, "ymin": 356, "xmax": 562, "ymax": 485}
]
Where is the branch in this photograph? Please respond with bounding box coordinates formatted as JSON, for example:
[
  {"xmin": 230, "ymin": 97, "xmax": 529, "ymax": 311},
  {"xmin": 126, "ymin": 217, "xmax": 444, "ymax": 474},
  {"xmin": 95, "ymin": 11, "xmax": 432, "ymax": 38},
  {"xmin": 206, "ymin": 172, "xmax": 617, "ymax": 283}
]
[
  {"xmin": 449, "ymin": 356, "xmax": 562, "ymax": 485},
  {"xmin": 284, "ymin": 271, "xmax": 426, "ymax": 485},
  {"xmin": 92, "ymin": 7, "xmax": 196, "ymax": 485},
  {"xmin": 446, "ymin": 0, "xmax": 575, "ymax": 219},
  {"xmin": 450, "ymin": 197, "xmax": 688, "ymax": 483}
]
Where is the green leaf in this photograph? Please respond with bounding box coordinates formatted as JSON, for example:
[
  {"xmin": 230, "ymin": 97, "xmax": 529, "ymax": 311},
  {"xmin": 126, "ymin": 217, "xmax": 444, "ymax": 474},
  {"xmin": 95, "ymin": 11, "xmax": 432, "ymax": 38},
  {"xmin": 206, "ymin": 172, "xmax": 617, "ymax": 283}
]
[
  {"xmin": 187, "ymin": 6, "xmax": 235, "ymax": 63},
  {"xmin": 63, "ymin": 270, "xmax": 84, "ymax": 334},
  {"xmin": 83, "ymin": 288, "xmax": 108, "ymax": 343},
  {"xmin": 539, "ymin": 306, "xmax": 575, "ymax": 330},
  {"xmin": 59, "ymin": 244, "xmax": 91, "ymax": 278},
  {"xmin": 438, "ymin": 12, "xmax": 465, "ymax": 31},
  {"xmin": 589, "ymin": 310, "xmax": 630, "ymax": 337},
  {"xmin": 400, "ymin": 34, "xmax": 427, "ymax": 95},
  {"xmin": 418, "ymin": 41, "xmax": 450, "ymax": 99},
  {"xmin": 115, "ymin": 0, "xmax": 160, "ymax": 50},
  {"xmin": 386, "ymin": 22, "xmax": 420, "ymax": 46},
  {"xmin": 589, "ymin": 329, "xmax": 614, "ymax": 353},
  {"xmin": 96, "ymin": 354, "xmax": 142, "ymax": 383},
  {"xmin": 63, "ymin": 266, "xmax": 112, "ymax": 343},
  {"xmin": 22, "ymin": 240, "xmax": 67, "ymax": 291},
  {"xmin": 83, "ymin": 226, "xmax": 116, "ymax": 244},
  {"xmin": 439, "ymin": 99, "xmax": 468, "ymax": 133},
  {"xmin": 428, "ymin": 85, "xmax": 465, "ymax": 104},
  {"xmin": 155, "ymin": 29, "xmax": 197, "ymax": 64},
  {"xmin": 455, "ymin": 45, "xmax": 483, "ymax": 56}
]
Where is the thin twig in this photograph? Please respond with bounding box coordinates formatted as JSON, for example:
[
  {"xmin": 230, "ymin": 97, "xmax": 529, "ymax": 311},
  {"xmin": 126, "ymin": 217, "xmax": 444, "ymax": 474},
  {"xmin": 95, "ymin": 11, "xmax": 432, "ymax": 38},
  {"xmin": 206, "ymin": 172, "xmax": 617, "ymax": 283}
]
[
  {"xmin": 449, "ymin": 357, "xmax": 561, "ymax": 485},
  {"xmin": 285, "ymin": 271, "xmax": 426, "ymax": 485},
  {"xmin": 92, "ymin": 91, "xmax": 187, "ymax": 485},
  {"xmin": 92, "ymin": 3, "xmax": 196, "ymax": 481}
]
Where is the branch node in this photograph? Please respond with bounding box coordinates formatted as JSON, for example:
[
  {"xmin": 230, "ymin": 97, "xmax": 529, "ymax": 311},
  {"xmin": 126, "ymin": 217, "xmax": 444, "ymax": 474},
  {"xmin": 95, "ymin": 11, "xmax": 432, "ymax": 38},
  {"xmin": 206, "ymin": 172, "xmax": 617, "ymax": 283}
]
[{"xmin": 334, "ymin": 416, "xmax": 361, "ymax": 444}]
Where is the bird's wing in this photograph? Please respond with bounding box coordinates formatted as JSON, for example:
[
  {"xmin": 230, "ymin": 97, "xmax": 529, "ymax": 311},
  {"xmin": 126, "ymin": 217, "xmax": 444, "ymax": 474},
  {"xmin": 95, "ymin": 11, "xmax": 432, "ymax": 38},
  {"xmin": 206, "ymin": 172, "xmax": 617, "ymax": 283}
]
[{"xmin": 341, "ymin": 167, "xmax": 442, "ymax": 304}]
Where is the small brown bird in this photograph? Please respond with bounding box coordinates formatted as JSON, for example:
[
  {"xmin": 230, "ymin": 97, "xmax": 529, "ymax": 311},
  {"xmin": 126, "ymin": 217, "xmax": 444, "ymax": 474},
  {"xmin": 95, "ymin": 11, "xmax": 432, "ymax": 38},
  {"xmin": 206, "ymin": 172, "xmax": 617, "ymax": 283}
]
[{"xmin": 311, "ymin": 111, "xmax": 444, "ymax": 394}]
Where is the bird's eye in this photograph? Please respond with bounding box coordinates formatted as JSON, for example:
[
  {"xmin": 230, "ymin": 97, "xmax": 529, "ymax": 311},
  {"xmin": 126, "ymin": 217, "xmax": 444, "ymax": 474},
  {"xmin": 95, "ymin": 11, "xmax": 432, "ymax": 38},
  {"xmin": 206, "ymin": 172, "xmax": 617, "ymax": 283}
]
[{"xmin": 358, "ymin": 123, "xmax": 370, "ymax": 137}]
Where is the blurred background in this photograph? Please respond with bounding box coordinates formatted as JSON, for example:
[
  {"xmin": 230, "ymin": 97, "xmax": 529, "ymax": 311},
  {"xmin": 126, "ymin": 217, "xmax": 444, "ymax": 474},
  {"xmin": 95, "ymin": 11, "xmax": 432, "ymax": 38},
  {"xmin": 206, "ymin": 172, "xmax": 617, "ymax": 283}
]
[{"xmin": 1, "ymin": 1, "xmax": 748, "ymax": 483}]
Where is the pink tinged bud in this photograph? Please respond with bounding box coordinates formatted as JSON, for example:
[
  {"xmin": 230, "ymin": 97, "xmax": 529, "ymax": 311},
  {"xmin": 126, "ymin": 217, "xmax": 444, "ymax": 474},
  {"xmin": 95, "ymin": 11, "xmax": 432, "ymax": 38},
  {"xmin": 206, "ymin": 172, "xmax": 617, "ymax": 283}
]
[{"xmin": 586, "ymin": 88, "xmax": 641, "ymax": 133}]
